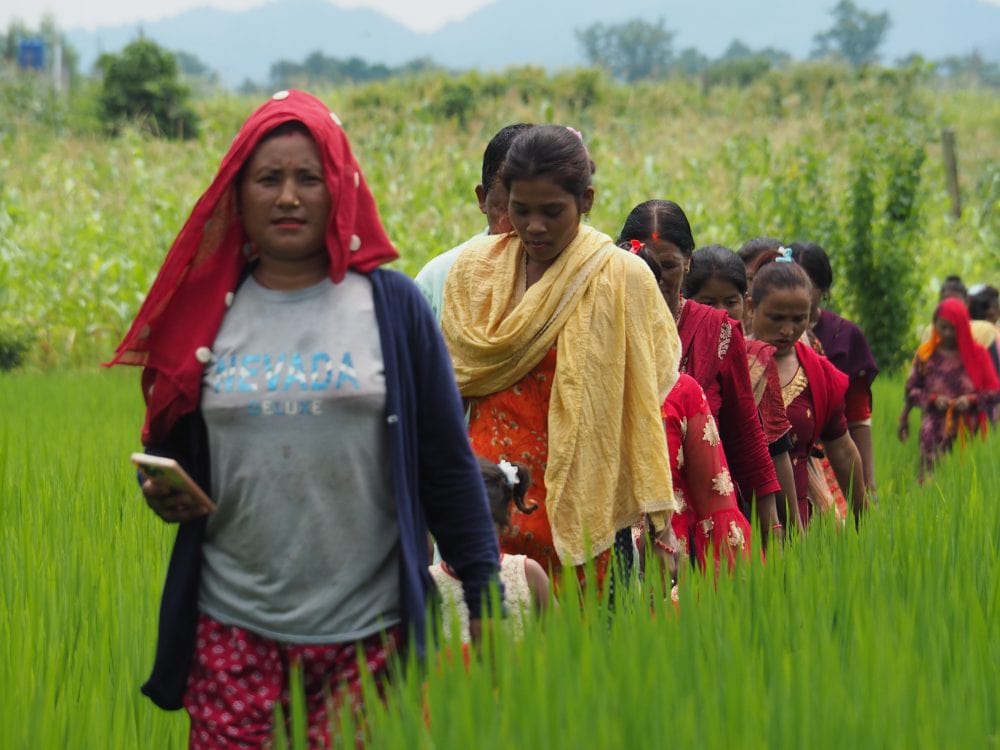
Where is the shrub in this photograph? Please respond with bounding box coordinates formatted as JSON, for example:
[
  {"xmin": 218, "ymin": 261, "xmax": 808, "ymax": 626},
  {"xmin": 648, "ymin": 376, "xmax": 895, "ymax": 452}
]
[
  {"xmin": 96, "ymin": 38, "xmax": 199, "ymax": 139},
  {"xmin": 0, "ymin": 329, "xmax": 30, "ymax": 370}
]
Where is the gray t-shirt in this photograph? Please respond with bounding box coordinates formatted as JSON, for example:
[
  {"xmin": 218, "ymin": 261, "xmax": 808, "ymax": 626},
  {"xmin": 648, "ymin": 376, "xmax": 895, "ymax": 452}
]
[{"xmin": 199, "ymin": 272, "xmax": 400, "ymax": 643}]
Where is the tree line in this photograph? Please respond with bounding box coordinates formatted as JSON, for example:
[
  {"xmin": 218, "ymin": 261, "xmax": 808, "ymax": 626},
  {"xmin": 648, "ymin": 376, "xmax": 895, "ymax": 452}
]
[
  {"xmin": 577, "ymin": 0, "xmax": 889, "ymax": 83},
  {"xmin": 2, "ymin": 0, "xmax": 998, "ymax": 140}
]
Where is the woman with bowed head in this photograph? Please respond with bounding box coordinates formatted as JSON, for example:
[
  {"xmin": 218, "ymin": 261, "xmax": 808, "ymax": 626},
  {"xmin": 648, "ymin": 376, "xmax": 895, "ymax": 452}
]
[
  {"xmin": 746, "ymin": 252, "xmax": 869, "ymax": 525},
  {"xmin": 617, "ymin": 201, "xmax": 783, "ymax": 542},
  {"xmin": 109, "ymin": 90, "xmax": 499, "ymax": 747},
  {"xmin": 442, "ymin": 125, "xmax": 680, "ymax": 596},
  {"xmin": 682, "ymin": 244, "xmax": 801, "ymax": 532},
  {"xmin": 744, "ymin": 242, "xmax": 847, "ymax": 521},
  {"xmin": 898, "ymin": 298, "xmax": 999, "ymax": 480},
  {"xmin": 790, "ymin": 241, "xmax": 879, "ymax": 495}
]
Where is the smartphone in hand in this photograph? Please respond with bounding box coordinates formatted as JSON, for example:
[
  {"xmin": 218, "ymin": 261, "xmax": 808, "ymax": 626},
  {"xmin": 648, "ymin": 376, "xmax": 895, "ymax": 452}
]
[{"xmin": 130, "ymin": 453, "xmax": 217, "ymax": 513}]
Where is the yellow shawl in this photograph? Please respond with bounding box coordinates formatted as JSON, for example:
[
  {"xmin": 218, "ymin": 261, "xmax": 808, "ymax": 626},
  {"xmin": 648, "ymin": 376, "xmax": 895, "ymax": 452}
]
[{"xmin": 442, "ymin": 224, "xmax": 680, "ymax": 565}]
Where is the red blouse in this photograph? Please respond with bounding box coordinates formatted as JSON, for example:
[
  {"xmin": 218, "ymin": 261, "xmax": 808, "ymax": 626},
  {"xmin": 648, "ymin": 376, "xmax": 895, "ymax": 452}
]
[
  {"xmin": 782, "ymin": 342, "xmax": 849, "ymax": 509},
  {"xmin": 664, "ymin": 374, "xmax": 752, "ymax": 572},
  {"xmin": 677, "ymin": 300, "xmax": 781, "ymax": 501},
  {"xmin": 663, "ymin": 375, "xmax": 741, "ymax": 518}
]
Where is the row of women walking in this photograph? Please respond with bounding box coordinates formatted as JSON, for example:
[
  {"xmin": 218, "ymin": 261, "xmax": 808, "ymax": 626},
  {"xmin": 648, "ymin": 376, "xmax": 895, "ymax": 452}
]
[
  {"xmin": 419, "ymin": 122, "xmax": 875, "ymax": 585},
  {"xmin": 111, "ymin": 91, "xmax": 999, "ymax": 747}
]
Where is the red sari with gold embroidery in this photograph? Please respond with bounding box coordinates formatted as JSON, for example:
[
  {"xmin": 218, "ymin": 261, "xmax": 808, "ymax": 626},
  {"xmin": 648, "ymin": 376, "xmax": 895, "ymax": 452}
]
[
  {"xmin": 781, "ymin": 342, "xmax": 849, "ymax": 524},
  {"xmin": 677, "ymin": 299, "xmax": 780, "ymax": 511},
  {"xmin": 665, "ymin": 374, "xmax": 751, "ymax": 572}
]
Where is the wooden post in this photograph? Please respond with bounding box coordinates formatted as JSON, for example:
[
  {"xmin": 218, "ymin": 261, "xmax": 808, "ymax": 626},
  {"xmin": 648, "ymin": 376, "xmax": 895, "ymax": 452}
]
[{"xmin": 941, "ymin": 128, "xmax": 961, "ymax": 219}]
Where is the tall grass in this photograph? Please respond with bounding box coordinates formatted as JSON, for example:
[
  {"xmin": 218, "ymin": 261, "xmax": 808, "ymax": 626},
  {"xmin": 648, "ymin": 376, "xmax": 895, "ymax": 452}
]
[
  {"xmin": 2, "ymin": 372, "xmax": 998, "ymax": 747},
  {"xmin": 0, "ymin": 369, "xmax": 187, "ymax": 747},
  {"xmin": 365, "ymin": 383, "xmax": 1000, "ymax": 748}
]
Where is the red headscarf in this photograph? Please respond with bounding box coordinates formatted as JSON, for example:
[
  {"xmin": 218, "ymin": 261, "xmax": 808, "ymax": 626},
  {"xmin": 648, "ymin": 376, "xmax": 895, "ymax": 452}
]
[
  {"xmin": 107, "ymin": 90, "xmax": 399, "ymax": 445},
  {"xmin": 917, "ymin": 297, "xmax": 1000, "ymax": 392}
]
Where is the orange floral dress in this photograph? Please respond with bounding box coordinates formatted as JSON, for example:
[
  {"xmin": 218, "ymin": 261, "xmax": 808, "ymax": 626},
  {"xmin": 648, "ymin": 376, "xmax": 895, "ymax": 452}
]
[{"xmin": 468, "ymin": 348, "xmax": 614, "ymax": 593}]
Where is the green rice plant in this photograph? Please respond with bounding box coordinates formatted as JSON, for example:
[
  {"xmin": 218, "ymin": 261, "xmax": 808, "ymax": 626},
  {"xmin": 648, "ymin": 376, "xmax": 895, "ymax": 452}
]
[
  {"xmin": 279, "ymin": 378, "xmax": 1000, "ymax": 749},
  {"xmin": 2, "ymin": 358, "xmax": 998, "ymax": 748},
  {"xmin": 0, "ymin": 369, "xmax": 187, "ymax": 748}
]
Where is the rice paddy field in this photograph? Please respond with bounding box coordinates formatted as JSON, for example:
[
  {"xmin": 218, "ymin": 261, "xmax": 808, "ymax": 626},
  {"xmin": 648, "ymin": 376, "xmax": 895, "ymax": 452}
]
[
  {"xmin": 1, "ymin": 371, "xmax": 997, "ymax": 748},
  {"xmin": 2, "ymin": 69, "xmax": 999, "ymax": 747}
]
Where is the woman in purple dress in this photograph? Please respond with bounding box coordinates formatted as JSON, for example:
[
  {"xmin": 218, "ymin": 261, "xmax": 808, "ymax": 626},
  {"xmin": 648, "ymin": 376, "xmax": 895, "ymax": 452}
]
[{"xmin": 899, "ymin": 298, "xmax": 999, "ymax": 480}]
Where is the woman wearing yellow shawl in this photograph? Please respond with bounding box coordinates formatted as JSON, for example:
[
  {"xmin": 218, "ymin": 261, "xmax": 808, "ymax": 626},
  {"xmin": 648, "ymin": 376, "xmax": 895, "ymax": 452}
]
[{"xmin": 442, "ymin": 126, "xmax": 681, "ymax": 594}]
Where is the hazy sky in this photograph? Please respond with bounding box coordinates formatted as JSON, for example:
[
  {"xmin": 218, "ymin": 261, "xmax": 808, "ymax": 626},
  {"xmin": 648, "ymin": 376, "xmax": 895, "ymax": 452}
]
[
  {"xmin": 6, "ymin": 0, "xmax": 1000, "ymax": 34},
  {"xmin": 1, "ymin": 0, "xmax": 496, "ymax": 33}
]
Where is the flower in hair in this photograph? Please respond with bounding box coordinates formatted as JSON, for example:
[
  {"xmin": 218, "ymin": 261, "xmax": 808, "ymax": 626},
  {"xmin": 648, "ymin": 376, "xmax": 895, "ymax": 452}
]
[
  {"xmin": 565, "ymin": 126, "xmax": 584, "ymax": 142},
  {"xmin": 629, "ymin": 239, "xmax": 644, "ymax": 255},
  {"xmin": 498, "ymin": 460, "xmax": 519, "ymax": 487},
  {"xmin": 775, "ymin": 246, "xmax": 794, "ymax": 263}
]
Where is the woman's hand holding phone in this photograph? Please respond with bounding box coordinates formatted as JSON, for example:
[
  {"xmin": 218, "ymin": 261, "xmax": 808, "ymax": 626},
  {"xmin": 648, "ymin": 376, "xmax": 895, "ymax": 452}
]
[
  {"xmin": 131, "ymin": 453, "xmax": 216, "ymax": 523},
  {"xmin": 141, "ymin": 479, "xmax": 211, "ymax": 523}
]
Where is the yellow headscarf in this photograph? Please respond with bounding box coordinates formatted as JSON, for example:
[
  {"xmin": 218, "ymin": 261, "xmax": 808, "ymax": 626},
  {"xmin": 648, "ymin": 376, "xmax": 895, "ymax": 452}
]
[{"xmin": 442, "ymin": 224, "xmax": 680, "ymax": 565}]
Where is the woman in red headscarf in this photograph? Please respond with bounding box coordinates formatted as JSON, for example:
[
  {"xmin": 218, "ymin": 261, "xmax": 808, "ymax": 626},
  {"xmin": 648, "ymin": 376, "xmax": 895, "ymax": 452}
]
[
  {"xmin": 898, "ymin": 297, "xmax": 1000, "ymax": 481},
  {"xmin": 109, "ymin": 90, "xmax": 498, "ymax": 747}
]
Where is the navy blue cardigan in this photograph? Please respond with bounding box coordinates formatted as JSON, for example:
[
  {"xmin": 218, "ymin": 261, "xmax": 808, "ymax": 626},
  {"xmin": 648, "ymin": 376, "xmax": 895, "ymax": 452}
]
[{"xmin": 140, "ymin": 269, "xmax": 499, "ymax": 710}]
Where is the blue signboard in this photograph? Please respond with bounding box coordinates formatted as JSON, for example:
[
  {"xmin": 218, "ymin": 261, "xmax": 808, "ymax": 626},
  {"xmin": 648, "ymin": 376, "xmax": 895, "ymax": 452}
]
[{"xmin": 18, "ymin": 39, "xmax": 45, "ymax": 71}]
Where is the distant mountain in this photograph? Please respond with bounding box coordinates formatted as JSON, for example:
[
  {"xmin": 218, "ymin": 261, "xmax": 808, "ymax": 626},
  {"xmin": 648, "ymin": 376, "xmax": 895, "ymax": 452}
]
[
  {"xmin": 67, "ymin": 0, "xmax": 418, "ymax": 86},
  {"xmin": 66, "ymin": 0, "xmax": 1000, "ymax": 87}
]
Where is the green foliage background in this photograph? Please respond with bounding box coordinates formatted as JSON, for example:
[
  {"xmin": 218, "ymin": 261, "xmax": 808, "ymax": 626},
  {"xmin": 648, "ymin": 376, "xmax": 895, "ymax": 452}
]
[{"xmin": 1, "ymin": 65, "xmax": 996, "ymax": 371}]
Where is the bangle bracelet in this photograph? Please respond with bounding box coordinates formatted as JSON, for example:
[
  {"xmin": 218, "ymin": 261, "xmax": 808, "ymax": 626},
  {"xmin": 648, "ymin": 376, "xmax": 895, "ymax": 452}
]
[
  {"xmin": 654, "ymin": 537, "xmax": 676, "ymax": 555},
  {"xmin": 771, "ymin": 523, "xmax": 783, "ymax": 531}
]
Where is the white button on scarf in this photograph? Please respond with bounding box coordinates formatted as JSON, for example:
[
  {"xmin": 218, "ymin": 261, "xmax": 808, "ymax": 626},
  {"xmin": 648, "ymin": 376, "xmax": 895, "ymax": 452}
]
[
  {"xmin": 330, "ymin": 111, "xmax": 342, "ymax": 126},
  {"xmin": 225, "ymin": 292, "xmax": 235, "ymax": 308},
  {"xmin": 271, "ymin": 90, "xmax": 290, "ymax": 100},
  {"xmin": 349, "ymin": 235, "xmax": 361, "ymax": 252},
  {"xmin": 195, "ymin": 347, "xmax": 212, "ymax": 364}
]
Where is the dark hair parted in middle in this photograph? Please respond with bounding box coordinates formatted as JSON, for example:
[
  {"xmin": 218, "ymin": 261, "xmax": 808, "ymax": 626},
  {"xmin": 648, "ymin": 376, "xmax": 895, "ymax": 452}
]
[
  {"xmin": 750, "ymin": 250, "xmax": 813, "ymax": 305},
  {"xmin": 683, "ymin": 244, "xmax": 748, "ymax": 298},
  {"xmin": 501, "ymin": 125, "xmax": 596, "ymax": 201},
  {"xmin": 617, "ymin": 200, "xmax": 695, "ymax": 257},
  {"xmin": 789, "ymin": 241, "xmax": 834, "ymax": 293}
]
